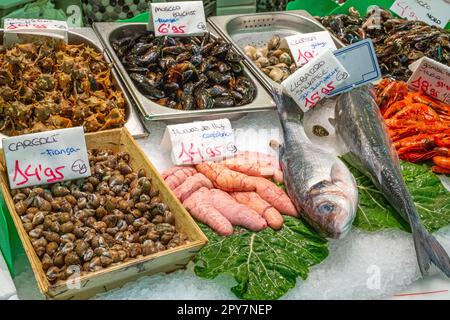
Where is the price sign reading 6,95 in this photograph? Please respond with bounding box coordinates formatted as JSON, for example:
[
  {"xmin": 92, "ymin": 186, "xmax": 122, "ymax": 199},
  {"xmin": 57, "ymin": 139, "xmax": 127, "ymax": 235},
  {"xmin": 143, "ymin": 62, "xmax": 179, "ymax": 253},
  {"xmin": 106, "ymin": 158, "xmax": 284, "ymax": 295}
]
[
  {"xmin": 3, "ymin": 127, "xmax": 91, "ymax": 189},
  {"xmin": 150, "ymin": 1, "xmax": 207, "ymax": 37}
]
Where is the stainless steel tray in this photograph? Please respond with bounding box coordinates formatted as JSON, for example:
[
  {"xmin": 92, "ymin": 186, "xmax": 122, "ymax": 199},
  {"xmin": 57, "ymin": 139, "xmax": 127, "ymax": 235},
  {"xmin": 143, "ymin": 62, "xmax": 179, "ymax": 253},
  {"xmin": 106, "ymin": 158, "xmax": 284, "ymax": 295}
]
[
  {"xmin": 0, "ymin": 28, "xmax": 148, "ymax": 139},
  {"xmin": 208, "ymin": 10, "xmax": 345, "ymax": 92},
  {"xmin": 93, "ymin": 22, "xmax": 276, "ymax": 122}
]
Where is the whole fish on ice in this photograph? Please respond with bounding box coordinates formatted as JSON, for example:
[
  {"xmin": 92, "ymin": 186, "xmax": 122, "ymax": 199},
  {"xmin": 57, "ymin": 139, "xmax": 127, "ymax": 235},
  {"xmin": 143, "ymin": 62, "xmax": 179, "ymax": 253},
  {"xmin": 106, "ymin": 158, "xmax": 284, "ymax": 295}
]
[
  {"xmin": 335, "ymin": 86, "xmax": 450, "ymax": 277},
  {"xmin": 272, "ymin": 88, "xmax": 358, "ymax": 239}
]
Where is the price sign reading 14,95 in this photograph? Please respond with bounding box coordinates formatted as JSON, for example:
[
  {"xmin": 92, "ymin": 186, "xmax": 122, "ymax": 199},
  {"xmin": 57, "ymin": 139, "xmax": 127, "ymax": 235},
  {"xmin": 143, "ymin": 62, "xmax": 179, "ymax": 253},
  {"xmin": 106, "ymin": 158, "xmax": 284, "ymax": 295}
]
[
  {"xmin": 150, "ymin": 1, "xmax": 207, "ymax": 36},
  {"xmin": 3, "ymin": 127, "xmax": 91, "ymax": 189}
]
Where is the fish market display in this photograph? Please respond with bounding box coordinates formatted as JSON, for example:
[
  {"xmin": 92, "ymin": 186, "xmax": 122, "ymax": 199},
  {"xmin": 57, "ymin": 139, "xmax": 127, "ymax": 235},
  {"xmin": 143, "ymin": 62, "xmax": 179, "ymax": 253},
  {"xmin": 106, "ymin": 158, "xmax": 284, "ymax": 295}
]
[
  {"xmin": 111, "ymin": 32, "xmax": 256, "ymax": 110},
  {"xmin": 318, "ymin": 6, "xmax": 450, "ymax": 80},
  {"xmin": 0, "ymin": 41, "xmax": 126, "ymax": 136},
  {"xmin": 376, "ymin": 79, "xmax": 450, "ymax": 173},
  {"xmin": 243, "ymin": 35, "xmax": 296, "ymax": 83},
  {"xmin": 163, "ymin": 152, "xmax": 296, "ymax": 232},
  {"xmin": 335, "ymin": 86, "xmax": 450, "ymax": 277},
  {"xmin": 12, "ymin": 149, "xmax": 188, "ymax": 284},
  {"xmin": 272, "ymin": 89, "xmax": 358, "ymax": 239}
]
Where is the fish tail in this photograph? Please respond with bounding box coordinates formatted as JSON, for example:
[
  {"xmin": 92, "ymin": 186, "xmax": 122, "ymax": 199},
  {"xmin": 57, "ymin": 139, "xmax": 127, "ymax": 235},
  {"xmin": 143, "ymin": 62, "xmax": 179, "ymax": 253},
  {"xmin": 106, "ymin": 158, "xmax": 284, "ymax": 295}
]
[{"xmin": 412, "ymin": 223, "xmax": 450, "ymax": 277}]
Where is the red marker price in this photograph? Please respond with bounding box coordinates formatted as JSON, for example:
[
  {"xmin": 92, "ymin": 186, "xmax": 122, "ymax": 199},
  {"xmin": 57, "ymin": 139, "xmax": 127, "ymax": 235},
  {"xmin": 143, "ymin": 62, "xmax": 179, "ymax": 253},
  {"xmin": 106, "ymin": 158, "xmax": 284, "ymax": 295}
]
[
  {"xmin": 178, "ymin": 142, "xmax": 224, "ymax": 164},
  {"xmin": 304, "ymin": 81, "xmax": 335, "ymax": 109},
  {"xmin": 157, "ymin": 23, "xmax": 186, "ymax": 34},
  {"xmin": 13, "ymin": 160, "xmax": 65, "ymax": 186}
]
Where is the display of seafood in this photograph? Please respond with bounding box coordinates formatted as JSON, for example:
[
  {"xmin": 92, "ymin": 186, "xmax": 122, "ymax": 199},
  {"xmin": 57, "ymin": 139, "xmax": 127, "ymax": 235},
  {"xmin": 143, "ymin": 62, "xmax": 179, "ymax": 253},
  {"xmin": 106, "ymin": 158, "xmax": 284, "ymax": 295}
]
[
  {"xmin": 162, "ymin": 152, "xmax": 297, "ymax": 234},
  {"xmin": 0, "ymin": 41, "xmax": 126, "ymax": 136},
  {"xmin": 243, "ymin": 35, "xmax": 296, "ymax": 83},
  {"xmin": 334, "ymin": 86, "xmax": 450, "ymax": 277},
  {"xmin": 12, "ymin": 149, "xmax": 188, "ymax": 284},
  {"xmin": 317, "ymin": 6, "xmax": 450, "ymax": 80},
  {"xmin": 376, "ymin": 79, "xmax": 450, "ymax": 173},
  {"xmin": 271, "ymin": 89, "xmax": 358, "ymax": 239},
  {"xmin": 111, "ymin": 32, "xmax": 256, "ymax": 110}
]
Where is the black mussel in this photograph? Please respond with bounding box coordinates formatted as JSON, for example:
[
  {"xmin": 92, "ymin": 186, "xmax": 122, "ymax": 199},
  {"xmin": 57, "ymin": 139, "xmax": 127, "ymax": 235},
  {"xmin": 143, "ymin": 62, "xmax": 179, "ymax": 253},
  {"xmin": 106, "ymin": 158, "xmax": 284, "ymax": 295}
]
[
  {"xmin": 162, "ymin": 46, "xmax": 186, "ymax": 55},
  {"xmin": 199, "ymin": 56, "xmax": 217, "ymax": 73},
  {"xmin": 207, "ymin": 71, "xmax": 232, "ymax": 84},
  {"xmin": 210, "ymin": 42, "xmax": 231, "ymax": 57},
  {"xmin": 159, "ymin": 56, "xmax": 177, "ymax": 70},
  {"xmin": 229, "ymin": 62, "xmax": 242, "ymax": 74},
  {"xmin": 164, "ymin": 82, "xmax": 179, "ymax": 92},
  {"xmin": 176, "ymin": 51, "xmax": 192, "ymax": 63},
  {"xmin": 236, "ymin": 76, "xmax": 256, "ymax": 104},
  {"xmin": 225, "ymin": 50, "xmax": 242, "ymax": 63},
  {"xmin": 217, "ymin": 61, "xmax": 231, "ymax": 73},
  {"xmin": 182, "ymin": 69, "xmax": 195, "ymax": 83},
  {"xmin": 213, "ymin": 96, "xmax": 235, "ymax": 108},
  {"xmin": 131, "ymin": 42, "xmax": 152, "ymax": 55},
  {"xmin": 230, "ymin": 90, "xmax": 244, "ymax": 102},
  {"xmin": 126, "ymin": 67, "xmax": 148, "ymax": 74},
  {"xmin": 194, "ymin": 88, "xmax": 214, "ymax": 109},
  {"xmin": 208, "ymin": 85, "xmax": 228, "ymax": 97},
  {"xmin": 163, "ymin": 36, "xmax": 177, "ymax": 47},
  {"xmin": 201, "ymin": 33, "xmax": 210, "ymax": 48},
  {"xmin": 136, "ymin": 49, "xmax": 159, "ymax": 66}
]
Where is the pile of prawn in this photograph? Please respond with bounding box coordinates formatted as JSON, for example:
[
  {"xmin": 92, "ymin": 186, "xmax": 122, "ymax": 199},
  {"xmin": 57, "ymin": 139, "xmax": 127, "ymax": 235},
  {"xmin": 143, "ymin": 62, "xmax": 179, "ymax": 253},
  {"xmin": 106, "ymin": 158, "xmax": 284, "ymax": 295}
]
[
  {"xmin": 162, "ymin": 151, "xmax": 297, "ymax": 236},
  {"xmin": 377, "ymin": 79, "xmax": 450, "ymax": 173}
]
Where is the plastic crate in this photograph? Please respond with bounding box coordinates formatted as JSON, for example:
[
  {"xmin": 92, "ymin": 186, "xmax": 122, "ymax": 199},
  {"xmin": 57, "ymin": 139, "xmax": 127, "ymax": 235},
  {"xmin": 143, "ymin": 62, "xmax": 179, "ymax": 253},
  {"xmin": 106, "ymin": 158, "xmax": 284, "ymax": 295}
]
[
  {"xmin": 217, "ymin": 0, "xmax": 256, "ymax": 7},
  {"xmin": 0, "ymin": 0, "xmax": 33, "ymax": 17},
  {"xmin": 216, "ymin": 4, "xmax": 256, "ymax": 15}
]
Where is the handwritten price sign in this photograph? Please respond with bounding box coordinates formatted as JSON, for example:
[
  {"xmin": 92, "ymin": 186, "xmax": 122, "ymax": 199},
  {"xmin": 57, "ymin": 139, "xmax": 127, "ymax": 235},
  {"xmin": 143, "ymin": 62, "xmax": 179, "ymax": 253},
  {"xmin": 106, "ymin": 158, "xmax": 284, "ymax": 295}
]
[
  {"xmin": 390, "ymin": 0, "xmax": 450, "ymax": 28},
  {"xmin": 3, "ymin": 127, "xmax": 91, "ymax": 189},
  {"xmin": 149, "ymin": 1, "xmax": 207, "ymax": 36},
  {"xmin": 283, "ymin": 32, "xmax": 337, "ymax": 67},
  {"xmin": 161, "ymin": 119, "xmax": 237, "ymax": 165},
  {"xmin": 407, "ymin": 57, "xmax": 450, "ymax": 104},
  {"xmin": 3, "ymin": 18, "xmax": 68, "ymax": 47},
  {"xmin": 282, "ymin": 50, "xmax": 349, "ymax": 112}
]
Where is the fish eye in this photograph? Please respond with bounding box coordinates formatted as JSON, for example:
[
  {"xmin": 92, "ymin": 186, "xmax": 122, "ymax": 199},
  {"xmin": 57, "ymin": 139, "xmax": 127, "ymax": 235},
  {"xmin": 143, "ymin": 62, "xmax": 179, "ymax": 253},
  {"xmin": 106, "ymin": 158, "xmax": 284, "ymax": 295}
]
[{"xmin": 318, "ymin": 202, "xmax": 334, "ymax": 215}]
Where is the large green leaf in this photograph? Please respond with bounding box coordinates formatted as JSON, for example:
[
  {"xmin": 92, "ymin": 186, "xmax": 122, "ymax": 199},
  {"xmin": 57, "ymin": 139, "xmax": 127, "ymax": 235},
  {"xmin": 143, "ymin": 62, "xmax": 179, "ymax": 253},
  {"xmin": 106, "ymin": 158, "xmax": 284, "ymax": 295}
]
[
  {"xmin": 194, "ymin": 217, "xmax": 328, "ymax": 300},
  {"xmin": 350, "ymin": 162, "xmax": 450, "ymax": 233}
]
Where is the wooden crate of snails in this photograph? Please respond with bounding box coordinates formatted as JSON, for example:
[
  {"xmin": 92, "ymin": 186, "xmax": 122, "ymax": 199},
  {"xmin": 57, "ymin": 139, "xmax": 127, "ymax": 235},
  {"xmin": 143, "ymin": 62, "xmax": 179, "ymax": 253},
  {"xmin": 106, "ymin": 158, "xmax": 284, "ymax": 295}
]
[{"xmin": 0, "ymin": 127, "xmax": 208, "ymax": 300}]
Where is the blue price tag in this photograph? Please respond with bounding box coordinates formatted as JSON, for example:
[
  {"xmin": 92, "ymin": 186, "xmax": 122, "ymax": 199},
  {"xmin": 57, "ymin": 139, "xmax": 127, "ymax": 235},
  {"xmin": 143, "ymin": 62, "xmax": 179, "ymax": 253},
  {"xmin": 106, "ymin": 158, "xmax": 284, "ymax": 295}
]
[{"xmin": 328, "ymin": 39, "xmax": 381, "ymax": 96}]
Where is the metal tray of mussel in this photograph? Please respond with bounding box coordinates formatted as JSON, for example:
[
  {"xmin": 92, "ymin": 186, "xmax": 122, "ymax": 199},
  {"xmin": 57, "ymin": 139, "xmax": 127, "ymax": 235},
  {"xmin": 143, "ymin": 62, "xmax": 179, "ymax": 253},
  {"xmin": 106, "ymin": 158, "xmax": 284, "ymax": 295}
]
[
  {"xmin": 93, "ymin": 22, "xmax": 275, "ymax": 122},
  {"xmin": 0, "ymin": 28, "xmax": 147, "ymax": 140},
  {"xmin": 208, "ymin": 10, "xmax": 345, "ymax": 91}
]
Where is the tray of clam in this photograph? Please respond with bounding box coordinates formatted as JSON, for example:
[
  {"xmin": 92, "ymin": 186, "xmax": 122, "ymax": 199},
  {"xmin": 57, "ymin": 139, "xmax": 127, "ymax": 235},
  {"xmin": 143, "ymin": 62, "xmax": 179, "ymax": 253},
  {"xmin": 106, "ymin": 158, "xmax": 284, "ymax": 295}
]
[{"xmin": 208, "ymin": 10, "xmax": 344, "ymax": 91}]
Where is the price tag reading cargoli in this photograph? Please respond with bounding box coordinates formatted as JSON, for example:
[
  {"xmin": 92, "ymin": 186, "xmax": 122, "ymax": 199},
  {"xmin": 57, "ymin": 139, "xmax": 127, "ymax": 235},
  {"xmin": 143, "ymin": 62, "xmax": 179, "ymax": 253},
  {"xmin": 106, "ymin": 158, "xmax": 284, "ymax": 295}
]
[
  {"xmin": 149, "ymin": 1, "xmax": 207, "ymax": 36},
  {"xmin": 283, "ymin": 31, "xmax": 337, "ymax": 67},
  {"xmin": 390, "ymin": 0, "xmax": 450, "ymax": 28},
  {"xmin": 282, "ymin": 49, "xmax": 349, "ymax": 112},
  {"xmin": 3, "ymin": 18, "xmax": 68, "ymax": 47},
  {"xmin": 3, "ymin": 127, "xmax": 91, "ymax": 189},
  {"xmin": 161, "ymin": 119, "xmax": 237, "ymax": 165},
  {"xmin": 407, "ymin": 57, "xmax": 450, "ymax": 104}
]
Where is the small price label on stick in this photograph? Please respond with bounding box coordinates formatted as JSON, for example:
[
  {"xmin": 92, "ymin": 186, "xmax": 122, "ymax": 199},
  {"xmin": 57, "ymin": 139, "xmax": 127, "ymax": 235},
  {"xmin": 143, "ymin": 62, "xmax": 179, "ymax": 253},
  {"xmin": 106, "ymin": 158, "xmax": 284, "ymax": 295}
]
[
  {"xmin": 161, "ymin": 119, "xmax": 237, "ymax": 165},
  {"xmin": 281, "ymin": 49, "xmax": 349, "ymax": 112},
  {"xmin": 407, "ymin": 57, "xmax": 450, "ymax": 104},
  {"xmin": 283, "ymin": 31, "xmax": 337, "ymax": 67},
  {"xmin": 3, "ymin": 18, "xmax": 68, "ymax": 47},
  {"xmin": 390, "ymin": 0, "xmax": 450, "ymax": 28},
  {"xmin": 3, "ymin": 127, "xmax": 91, "ymax": 189},
  {"xmin": 149, "ymin": 1, "xmax": 207, "ymax": 36}
]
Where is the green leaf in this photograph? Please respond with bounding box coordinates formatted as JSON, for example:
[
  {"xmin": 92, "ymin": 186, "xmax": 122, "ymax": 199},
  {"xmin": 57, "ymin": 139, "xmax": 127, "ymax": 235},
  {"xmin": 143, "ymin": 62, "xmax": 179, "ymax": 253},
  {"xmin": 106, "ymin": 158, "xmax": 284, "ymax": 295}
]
[
  {"xmin": 194, "ymin": 217, "xmax": 328, "ymax": 300},
  {"xmin": 350, "ymin": 162, "xmax": 450, "ymax": 233}
]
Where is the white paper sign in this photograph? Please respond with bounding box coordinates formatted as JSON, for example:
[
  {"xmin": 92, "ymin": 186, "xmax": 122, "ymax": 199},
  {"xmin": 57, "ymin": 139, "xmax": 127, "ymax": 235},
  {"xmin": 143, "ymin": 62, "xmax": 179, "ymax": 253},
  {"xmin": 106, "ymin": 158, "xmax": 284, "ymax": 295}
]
[
  {"xmin": 284, "ymin": 31, "xmax": 337, "ymax": 67},
  {"xmin": 150, "ymin": 1, "xmax": 207, "ymax": 36},
  {"xmin": 3, "ymin": 127, "xmax": 91, "ymax": 189},
  {"xmin": 161, "ymin": 119, "xmax": 237, "ymax": 165},
  {"xmin": 407, "ymin": 57, "xmax": 450, "ymax": 104},
  {"xmin": 3, "ymin": 18, "xmax": 68, "ymax": 47},
  {"xmin": 390, "ymin": 0, "xmax": 450, "ymax": 28},
  {"xmin": 282, "ymin": 50, "xmax": 349, "ymax": 112}
]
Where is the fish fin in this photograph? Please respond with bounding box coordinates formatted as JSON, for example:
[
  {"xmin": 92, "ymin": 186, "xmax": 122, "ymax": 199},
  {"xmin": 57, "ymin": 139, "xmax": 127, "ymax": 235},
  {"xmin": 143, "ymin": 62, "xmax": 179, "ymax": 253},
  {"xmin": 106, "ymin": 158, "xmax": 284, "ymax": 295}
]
[{"xmin": 412, "ymin": 224, "xmax": 450, "ymax": 277}]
